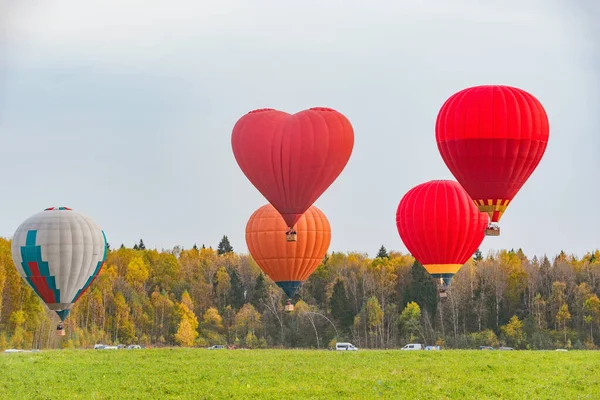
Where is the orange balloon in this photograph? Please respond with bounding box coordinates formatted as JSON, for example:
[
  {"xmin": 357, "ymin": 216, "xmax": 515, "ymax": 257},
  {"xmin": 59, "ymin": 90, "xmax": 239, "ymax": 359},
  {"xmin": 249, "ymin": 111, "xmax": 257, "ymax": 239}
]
[{"xmin": 246, "ymin": 204, "xmax": 331, "ymax": 298}]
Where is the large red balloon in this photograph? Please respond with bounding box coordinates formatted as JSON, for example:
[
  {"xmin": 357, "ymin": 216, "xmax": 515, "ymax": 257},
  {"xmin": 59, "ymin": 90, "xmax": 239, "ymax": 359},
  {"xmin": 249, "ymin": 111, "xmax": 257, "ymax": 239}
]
[
  {"xmin": 435, "ymin": 85, "xmax": 549, "ymax": 223},
  {"xmin": 232, "ymin": 107, "xmax": 354, "ymax": 229},
  {"xmin": 396, "ymin": 180, "xmax": 488, "ymax": 285}
]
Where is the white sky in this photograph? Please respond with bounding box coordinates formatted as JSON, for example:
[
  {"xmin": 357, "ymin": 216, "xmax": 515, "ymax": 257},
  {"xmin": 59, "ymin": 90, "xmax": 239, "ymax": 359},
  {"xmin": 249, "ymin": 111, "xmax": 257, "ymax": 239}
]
[{"xmin": 0, "ymin": 0, "xmax": 598, "ymax": 258}]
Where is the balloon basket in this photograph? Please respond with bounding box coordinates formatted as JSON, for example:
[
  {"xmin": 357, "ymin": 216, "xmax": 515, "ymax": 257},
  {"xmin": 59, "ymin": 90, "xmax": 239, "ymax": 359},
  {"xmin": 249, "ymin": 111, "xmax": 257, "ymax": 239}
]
[
  {"xmin": 485, "ymin": 228, "xmax": 500, "ymax": 236},
  {"xmin": 284, "ymin": 301, "xmax": 295, "ymax": 312},
  {"xmin": 286, "ymin": 231, "xmax": 297, "ymax": 242},
  {"xmin": 438, "ymin": 290, "xmax": 448, "ymax": 299},
  {"xmin": 56, "ymin": 329, "xmax": 66, "ymax": 336}
]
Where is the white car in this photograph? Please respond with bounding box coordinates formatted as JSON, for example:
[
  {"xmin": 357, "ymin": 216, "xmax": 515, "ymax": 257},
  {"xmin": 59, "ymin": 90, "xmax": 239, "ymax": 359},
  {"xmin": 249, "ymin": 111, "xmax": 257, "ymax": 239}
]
[
  {"xmin": 401, "ymin": 343, "xmax": 423, "ymax": 350},
  {"xmin": 335, "ymin": 342, "xmax": 358, "ymax": 351}
]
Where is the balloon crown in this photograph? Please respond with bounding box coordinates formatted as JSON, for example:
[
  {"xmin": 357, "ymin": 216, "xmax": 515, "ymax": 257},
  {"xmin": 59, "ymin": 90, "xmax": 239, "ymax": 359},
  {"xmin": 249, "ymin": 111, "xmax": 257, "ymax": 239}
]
[
  {"xmin": 44, "ymin": 207, "xmax": 73, "ymax": 211},
  {"xmin": 309, "ymin": 107, "xmax": 336, "ymax": 112},
  {"xmin": 248, "ymin": 108, "xmax": 276, "ymax": 114}
]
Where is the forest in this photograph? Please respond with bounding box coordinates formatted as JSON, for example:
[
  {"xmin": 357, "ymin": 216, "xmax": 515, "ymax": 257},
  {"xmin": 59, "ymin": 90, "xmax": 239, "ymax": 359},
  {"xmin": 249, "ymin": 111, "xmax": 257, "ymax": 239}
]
[{"xmin": 1, "ymin": 235, "xmax": 599, "ymax": 351}]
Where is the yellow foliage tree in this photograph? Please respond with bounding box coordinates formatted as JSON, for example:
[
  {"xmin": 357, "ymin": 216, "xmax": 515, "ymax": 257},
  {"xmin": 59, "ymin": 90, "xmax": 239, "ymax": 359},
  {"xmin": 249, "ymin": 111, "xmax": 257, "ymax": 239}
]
[
  {"xmin": 501, "ymin": 315, "xmax": 524, "ymax": 349},
  {"xmin": 556, "ymin": 303, "xmax": 571, "ymax": 347},
  {"xmin": 126, "ymin": 257, "xmax": 150, "ymax": 291},
  {"xmin": 175, "ymin": 301, "xmax": 199, "ymax": 347}
]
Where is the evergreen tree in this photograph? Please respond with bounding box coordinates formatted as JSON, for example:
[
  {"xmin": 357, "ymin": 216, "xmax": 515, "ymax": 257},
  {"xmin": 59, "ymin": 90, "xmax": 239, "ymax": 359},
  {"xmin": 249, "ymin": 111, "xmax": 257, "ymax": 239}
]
[
  {"xmin": 403, "ymin": 260, "xmax": 437, "ymax": 318},
  {"xmin": 474, "ymin": 248, "xmax": 483, "ymax": 262},
  {"xmin": 202, "ymin": 244, "xmax": 206, "ymax": 249},
  {"xmin": 376, "ymin": 245, "xmax": 389, "ymax": 259},
  {"xmin": 138, "ymin": 239, "xmax": 146, "ymax": 250},
  {"xmin": 217, "ymin": 235, "xmax": 233, "ymax": 255},
  {"xmin": 252, "ymin": 273, "xmax": 268, "ymax": 311},
  {"xmin": 329, "ymin": 279, "xmax": 354, "ymax": 333},
  {"xmin": 193, "ymin": 243, "xmax": 198, "ymax": 251},
  {"xmin": 120, "ymin": 243, "xmax": 125, "ymax": 249},
  {"xmin": 133, "ymin": 243, "xmax": 139, "ymax": 250},
  {"xmin": 228, "ymin": 269, "xmax": 245, "ymax": 309},
  {"xmin": 106, "ymin": 242, "xmax": 111, "ymax": 251}
]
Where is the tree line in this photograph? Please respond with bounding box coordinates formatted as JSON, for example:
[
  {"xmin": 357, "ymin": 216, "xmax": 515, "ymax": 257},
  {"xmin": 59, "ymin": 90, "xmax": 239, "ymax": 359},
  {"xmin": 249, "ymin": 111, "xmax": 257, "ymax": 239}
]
[{"xmin": 0, "ymin": 236, "xmax": 599, "ymax": 350}]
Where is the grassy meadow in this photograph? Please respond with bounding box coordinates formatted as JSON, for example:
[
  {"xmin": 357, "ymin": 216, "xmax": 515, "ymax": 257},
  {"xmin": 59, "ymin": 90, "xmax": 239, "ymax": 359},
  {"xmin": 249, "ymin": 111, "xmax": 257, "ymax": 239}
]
[{"xmin": 1, "ymin": 348, "xmax": 599, "ymax": 399}]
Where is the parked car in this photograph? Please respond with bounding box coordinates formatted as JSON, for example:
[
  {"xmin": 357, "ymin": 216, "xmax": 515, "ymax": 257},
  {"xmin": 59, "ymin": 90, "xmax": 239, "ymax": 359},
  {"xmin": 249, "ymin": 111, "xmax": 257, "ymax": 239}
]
[
  {"xmin": 425, "ymin": 346, "xmax": 441, "ymax": 350},
  {"xmin": 479, "ymin": 346, "xmax": 494, "ymax": 350},
  {"xmin": 208, "ymin": 345, "xmax": 225, "ymax": 350},
  {"xmin": 335, "ymin": 342, "xmax": 358, "ymax": 351},
  {"xmin": 400, "ymin": 344, "xmax": 423, "ymax": 350},
  {"xmin": 499, "ymin": 347, "xmax": 514, "ymax": 351},
  {"xmin": 127, "ymin": 345, "xmax": 142, "ymax": 350},
  {"xmin": 93, "ymin": 344, "xmax": 106, "ymax": 350}
]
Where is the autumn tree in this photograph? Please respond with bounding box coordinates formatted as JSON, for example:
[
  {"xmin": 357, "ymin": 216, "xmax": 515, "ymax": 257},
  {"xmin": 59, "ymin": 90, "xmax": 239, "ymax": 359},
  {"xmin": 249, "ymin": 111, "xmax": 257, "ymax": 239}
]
[
  {"xmin": 201, "ymin": 307, "xmax": 225, "ymax": 345},
  {"xmin": 175, "ymin": 292, "xmax": 199, "ymax": 347},
  {"xmin": 236, "ymin": 303, "xmax": 262, "ymax": 338},
  {"xmin": 501, "ymin": 315, "xmax": 524, "ymax": 349},
  {"xmin": 400, "ymin": 301, "xmax": 422, "ymax": 342},
  {"xmin": 584, "ymin": 295, "xmax": 600, "ymax": 344},
  {"xmin": 556, "ymin": 303, "xmax": 572, "ymax": 347},
  {"xmin": 214, "ymin": 267, "xmax": 231, "ymax": 310},
  {"xmin": 357, "ymin": 296, "xmax": 383, "ymax": 348},
  {"xmin": 126, "ymin": 256, "xmax": 150, "ymax": 291}
]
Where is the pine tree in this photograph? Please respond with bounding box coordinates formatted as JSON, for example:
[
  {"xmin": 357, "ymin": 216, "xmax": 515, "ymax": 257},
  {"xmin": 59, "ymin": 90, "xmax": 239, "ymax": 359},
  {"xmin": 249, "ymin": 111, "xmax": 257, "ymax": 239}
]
[
  {"xmin": 133, "ymin": 243, "xmax": 139, "ymax": 250},
  {"xmin": 138, "ymin": 239, "xmax": 146, "ymax": 250},
  {"xmin": 252, "ymin": 273, "xmax": 268, "ymax": 311},
  {"xmin": 106, "ymin": 242, "xmax": 111, "ymax": 251},
  {"xmin": 217, "ymin": 235, "xmax": 233, "ymax": 255},
  {"xmin": 228, "ymin": 269, "xmax": 245, "ymax": 309},
  {"xmin": 403, "ymin": 260, "xmax": 437, "ymax": 318},
  {"xmin": 376, "ymin": 245, "xmax": 389, "ymax": 259},
  {"xmin": 330, "ymin": 279, "xmax": 354, "ymax": 333},
  {"xmin": 193, "ymin": 243, "xmax": 198, "ymax": 251},
  {"xmin": 474, "ymin": 248, "xmax": 483, "ymax": 262}
]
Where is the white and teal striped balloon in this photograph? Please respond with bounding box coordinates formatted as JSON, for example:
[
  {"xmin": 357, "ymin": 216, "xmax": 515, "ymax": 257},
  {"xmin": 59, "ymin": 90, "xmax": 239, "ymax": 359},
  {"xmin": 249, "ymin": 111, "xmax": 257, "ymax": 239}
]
[{"xmin": 11, "ymin": 207, "xmax": 107, "ymax": 321}]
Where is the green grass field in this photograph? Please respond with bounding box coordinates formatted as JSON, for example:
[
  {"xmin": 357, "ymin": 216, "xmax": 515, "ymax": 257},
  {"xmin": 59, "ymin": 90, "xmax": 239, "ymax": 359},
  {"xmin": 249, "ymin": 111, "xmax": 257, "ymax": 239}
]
[{"xmin": 1, "ymin": 348, "xmax": 599, "ymax": 399}]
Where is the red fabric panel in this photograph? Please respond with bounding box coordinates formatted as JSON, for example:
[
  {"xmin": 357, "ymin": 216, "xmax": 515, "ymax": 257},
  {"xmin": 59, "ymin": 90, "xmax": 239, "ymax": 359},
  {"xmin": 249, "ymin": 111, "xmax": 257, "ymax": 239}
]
[
  {"xmin": 396, "ymin": 180, "xmax": 488, "ymax": 265},
  {"xmin": 435, "ymin": 85, "xmax": 549, "ymax": 202},
  {"xmin": 28, "ymin": 261, "xmax": 56, "ymax": 303},
  {"xmin": 232, "ymin": 107, "xmax": 354, "ymax": 228}
]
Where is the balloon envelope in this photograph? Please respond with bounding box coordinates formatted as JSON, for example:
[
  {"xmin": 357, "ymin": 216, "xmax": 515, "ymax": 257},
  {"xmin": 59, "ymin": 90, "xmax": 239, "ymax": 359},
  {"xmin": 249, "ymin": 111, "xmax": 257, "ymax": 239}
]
[
  {"xmin": 246, "ymin": 204, "xmax": 331, "ymax": 298},
  {"xmin": 232, "ymin": 107, "xmax": 354, "ymax": 229},
  {"xmin": 11, "ymin": 207, "xmax": 107, "ymax": 321},
  {"xmin": 396, "ymin": 180, "xmax": 488, "ymax": 285},
  {"xmin": 435, "ymin": 85, "xmax": 549, "ymax": 222}
]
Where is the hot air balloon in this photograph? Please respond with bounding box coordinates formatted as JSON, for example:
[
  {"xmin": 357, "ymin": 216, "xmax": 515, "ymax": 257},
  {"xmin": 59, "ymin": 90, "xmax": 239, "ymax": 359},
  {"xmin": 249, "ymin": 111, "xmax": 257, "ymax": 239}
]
[
  {"xmin": 396, "ymin": 180, "xmax": 488, "ymax": 297},
  {"xmin": 232, "ymin": 107, "xmax": 353, "ymax": 241},
  {"xmin": 246, "ymin": 204, "xmax": 331, "ymax": 311},
  {"xmin": 11, "ymin": 207, "xmax": 107, "ymax": 335},
  {"xmin": 435, "ymin": 85, "xmax": 549, "ymax": 236}
]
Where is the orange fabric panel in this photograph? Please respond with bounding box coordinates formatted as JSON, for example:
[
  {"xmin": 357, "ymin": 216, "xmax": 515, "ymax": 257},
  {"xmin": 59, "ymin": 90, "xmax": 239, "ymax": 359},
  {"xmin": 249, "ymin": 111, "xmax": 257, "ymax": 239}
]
[{"xmin": 245, "ymin": 204, "xmax": 331, "ymax": 283}]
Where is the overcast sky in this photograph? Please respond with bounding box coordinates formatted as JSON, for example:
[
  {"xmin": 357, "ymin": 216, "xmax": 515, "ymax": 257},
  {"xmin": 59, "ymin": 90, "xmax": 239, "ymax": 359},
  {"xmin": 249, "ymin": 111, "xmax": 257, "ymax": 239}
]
[{"xmin": 0, "ymin": 0, "xmax": 598, "ymax": 259}]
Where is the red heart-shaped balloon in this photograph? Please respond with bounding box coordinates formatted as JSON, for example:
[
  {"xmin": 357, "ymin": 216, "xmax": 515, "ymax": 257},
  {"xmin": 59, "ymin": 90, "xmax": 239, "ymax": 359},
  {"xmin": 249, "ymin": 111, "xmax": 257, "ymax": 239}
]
[{"xmin": 232, "ymin": 107, "xmax": 354, "ymax": 228}]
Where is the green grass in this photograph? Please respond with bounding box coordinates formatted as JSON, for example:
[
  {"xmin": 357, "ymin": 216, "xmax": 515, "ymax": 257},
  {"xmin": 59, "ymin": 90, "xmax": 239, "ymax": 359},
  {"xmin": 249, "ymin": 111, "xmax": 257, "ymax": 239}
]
[{"xmin": 1, "ymin": 348, "xmax": 599, "ymax": 399}]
